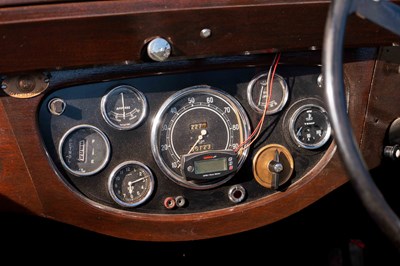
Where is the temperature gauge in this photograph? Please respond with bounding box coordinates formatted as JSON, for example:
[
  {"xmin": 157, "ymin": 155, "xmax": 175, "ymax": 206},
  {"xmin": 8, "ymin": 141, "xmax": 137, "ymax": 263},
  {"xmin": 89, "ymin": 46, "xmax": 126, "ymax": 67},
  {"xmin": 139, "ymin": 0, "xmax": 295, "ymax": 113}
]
[
  {"xmin": 247, "ymin": 73, "xmax": 289, "ymax": 115},
  {"xmin": 289, "ymin": 104, "xmax": 331, "ymax": 149},
  {"xmin": 108, "ymin": 161, "xmax": 155, "ymax": 207},
  {"xmin": 101, "ymin": 85, "xmax": 148, "ymax": 130}
]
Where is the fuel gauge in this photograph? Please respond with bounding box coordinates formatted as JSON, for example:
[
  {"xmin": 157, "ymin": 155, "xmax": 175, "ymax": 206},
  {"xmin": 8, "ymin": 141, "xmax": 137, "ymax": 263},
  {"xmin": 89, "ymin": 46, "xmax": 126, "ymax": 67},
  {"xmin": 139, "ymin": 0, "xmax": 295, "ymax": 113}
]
[
  {"xmin": 59, "ymin": 125, "xmax": 111, "ymax": 176},
  {"xmin": 101, "ymin": 85, "xmax": 148, "ymax": 130},
  {"xmin": 289, "ymin": 104, "xmax": 331, "ymax": 149}
]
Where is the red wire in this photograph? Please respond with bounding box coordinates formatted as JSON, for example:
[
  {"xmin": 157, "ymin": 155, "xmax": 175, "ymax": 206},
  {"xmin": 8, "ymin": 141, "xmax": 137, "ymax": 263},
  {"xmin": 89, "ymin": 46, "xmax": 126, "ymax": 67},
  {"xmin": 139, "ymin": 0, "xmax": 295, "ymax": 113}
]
[{"xmin": 234, "ymin": 53, "xmax": 281, "ymax": 153}]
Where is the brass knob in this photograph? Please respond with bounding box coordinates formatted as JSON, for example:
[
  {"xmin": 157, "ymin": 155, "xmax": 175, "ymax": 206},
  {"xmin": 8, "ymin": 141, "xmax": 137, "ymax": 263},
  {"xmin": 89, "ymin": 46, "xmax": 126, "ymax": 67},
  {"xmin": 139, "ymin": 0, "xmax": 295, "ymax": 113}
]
[{"xmin": 252, "ymin": 144, "xmax": 294, "ymax": 189}]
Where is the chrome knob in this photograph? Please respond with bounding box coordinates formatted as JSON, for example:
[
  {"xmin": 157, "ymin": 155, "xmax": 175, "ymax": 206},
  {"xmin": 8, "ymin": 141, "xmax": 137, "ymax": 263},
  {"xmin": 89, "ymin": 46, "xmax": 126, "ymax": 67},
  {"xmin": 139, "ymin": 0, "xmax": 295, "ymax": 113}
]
[{"xmin": 147, "ymin": 37, "xmax": 171, "ymax": 62}]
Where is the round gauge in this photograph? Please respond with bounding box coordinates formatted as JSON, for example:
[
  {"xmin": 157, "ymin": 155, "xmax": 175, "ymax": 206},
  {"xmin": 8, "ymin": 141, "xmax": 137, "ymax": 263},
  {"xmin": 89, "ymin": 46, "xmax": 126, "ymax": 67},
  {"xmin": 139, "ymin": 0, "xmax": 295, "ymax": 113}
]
[
  {"xmin": 108, "ymin": 161, "xmax": 155, "ymax": 207},
  {"xmin": 151, "ymin": 85, "xmax": 251, "ymax": 190},
  {"xmin": 59, "ymin": 125, "xmax": 111, "ymax": 176},
  {"xmin": 101, "ymin": 85, "xmax": 148, "ymax": 130},
  {"xmin": 289, "ymin": 104, "xmax": 331, "ymax": 149},
  {"xmin": 247, "ymin": 73, "xmax": 289, "ymax": 114}
]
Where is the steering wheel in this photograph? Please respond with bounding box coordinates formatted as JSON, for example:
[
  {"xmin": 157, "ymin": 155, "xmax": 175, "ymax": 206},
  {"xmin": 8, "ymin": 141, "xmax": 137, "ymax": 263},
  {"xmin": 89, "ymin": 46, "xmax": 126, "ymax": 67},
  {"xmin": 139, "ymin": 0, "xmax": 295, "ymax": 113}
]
[{"xmin": 323, "ymin": 0, "xmax": 400, "ymax": 250}]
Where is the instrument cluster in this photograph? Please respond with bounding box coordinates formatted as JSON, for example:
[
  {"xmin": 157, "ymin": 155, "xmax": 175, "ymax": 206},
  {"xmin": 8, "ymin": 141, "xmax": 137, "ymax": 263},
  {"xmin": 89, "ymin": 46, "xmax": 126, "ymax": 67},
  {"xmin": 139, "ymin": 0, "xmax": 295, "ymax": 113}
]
[{"xmin": 38, "ymin": 66, "xmax": 332, "ymax": 213}]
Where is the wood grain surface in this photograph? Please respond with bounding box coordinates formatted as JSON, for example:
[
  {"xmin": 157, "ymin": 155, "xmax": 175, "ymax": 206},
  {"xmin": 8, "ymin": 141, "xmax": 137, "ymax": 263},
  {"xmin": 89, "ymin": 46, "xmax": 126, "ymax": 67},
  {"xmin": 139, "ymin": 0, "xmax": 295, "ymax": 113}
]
[
  {"xmin": 0, "ymin": 49, "xmax": 378, "ymax": 241},
  {"xmin": 360, "ymin": 47, "xmax": 400, "ymax": 169},
  {"xmin": 0, "ymin": 0, "xmax": 398, "ymax": 74}
]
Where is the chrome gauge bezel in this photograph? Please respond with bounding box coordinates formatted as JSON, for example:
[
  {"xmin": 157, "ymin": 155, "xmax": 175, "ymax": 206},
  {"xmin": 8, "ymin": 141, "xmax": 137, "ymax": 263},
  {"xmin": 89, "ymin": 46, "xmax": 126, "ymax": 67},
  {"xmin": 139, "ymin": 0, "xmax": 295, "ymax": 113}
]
[
  {"xmin": 289, "ymin": 104, "xmax": 332, "ymax": 149},
  {"xmin": 58, "ymin": 124, "xmax": 111, "ymax": 176},
  {"xmin": 247, "ymin": 73, "xmax": 289, "ymax": 114},
  {"xmin": 108, "ymin": 161, "xmax": 155, "ymax": 207},
  {"xmin": 151, "ymin": 85, "xmax": 251, "ymax": 190},
  {"xmin": 101, "ymin": 85, "xmax": 148, "ymax": 130}
]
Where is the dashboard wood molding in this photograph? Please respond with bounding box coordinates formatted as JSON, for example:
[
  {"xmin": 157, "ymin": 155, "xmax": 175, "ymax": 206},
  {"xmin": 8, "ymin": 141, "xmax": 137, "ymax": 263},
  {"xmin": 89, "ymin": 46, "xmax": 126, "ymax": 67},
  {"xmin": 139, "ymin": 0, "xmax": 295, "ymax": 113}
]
[
  {"xmin": 0, "ymin": 100, "xmax": 43, "ymax": 214},
  {"xmin": 0, "ymin": 0, "xmax": 398, "ymax": 74},
  {"xmin": 0, "ymin": 51, "xmax": 376, "ymax": 241},
  {"xmin": 361, "ymin": 47, "xmax": 400, "ymax": 169}
]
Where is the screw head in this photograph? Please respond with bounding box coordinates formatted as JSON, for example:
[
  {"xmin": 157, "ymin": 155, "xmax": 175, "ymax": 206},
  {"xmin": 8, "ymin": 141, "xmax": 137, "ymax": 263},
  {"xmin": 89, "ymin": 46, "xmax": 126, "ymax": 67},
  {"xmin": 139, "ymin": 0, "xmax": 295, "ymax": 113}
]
[{"xmin": 200, "ymin": 28, "xmax": 212, "ymax": 38}]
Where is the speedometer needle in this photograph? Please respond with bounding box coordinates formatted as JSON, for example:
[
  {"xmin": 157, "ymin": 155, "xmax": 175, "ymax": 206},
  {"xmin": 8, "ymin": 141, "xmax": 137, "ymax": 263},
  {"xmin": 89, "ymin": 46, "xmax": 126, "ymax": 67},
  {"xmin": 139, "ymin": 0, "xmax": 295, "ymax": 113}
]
[{"xmin": 187, "ymin": 129, "xmax": 207, "ymax": 154}]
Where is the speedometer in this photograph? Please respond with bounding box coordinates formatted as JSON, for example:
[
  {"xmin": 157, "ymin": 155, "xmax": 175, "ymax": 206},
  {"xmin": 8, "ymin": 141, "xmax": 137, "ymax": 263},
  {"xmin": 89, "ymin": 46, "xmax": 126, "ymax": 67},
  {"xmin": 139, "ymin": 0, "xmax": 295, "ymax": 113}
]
[{"xmin": 151, "ymin": 85, "xmax": 251, "ymax": 189}]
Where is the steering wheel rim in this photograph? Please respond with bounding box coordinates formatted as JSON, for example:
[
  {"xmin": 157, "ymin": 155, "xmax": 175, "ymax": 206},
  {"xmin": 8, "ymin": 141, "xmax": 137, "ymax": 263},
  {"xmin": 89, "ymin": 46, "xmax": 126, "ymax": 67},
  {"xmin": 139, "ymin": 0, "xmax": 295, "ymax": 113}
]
[{"xmin": 323, "ymin": 0, "xmax": 400, "ymax": 249}]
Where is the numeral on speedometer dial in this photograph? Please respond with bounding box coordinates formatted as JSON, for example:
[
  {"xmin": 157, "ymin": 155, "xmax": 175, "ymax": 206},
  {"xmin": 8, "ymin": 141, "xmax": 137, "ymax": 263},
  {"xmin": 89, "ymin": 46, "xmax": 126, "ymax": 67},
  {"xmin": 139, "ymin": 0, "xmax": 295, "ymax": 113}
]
[{"xmin": 151, "ymin": 85, "xmax": 251, "ymax": 190}]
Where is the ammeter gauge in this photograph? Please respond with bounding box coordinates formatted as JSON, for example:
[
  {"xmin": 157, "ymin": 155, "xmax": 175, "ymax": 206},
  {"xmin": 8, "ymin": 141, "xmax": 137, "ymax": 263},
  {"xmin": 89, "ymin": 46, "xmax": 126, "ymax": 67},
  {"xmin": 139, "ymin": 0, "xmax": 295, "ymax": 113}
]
[{"xmin": 101, "ymin": 85, "xmax": 148, "ymax": 130}]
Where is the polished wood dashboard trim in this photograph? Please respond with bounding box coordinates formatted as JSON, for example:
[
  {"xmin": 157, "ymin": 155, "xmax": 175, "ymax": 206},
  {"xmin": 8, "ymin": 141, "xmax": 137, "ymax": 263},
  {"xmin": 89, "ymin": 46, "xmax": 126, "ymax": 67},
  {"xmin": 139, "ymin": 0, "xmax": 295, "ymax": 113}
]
[
  {"xmin": 0, "ymin": 50, "xmax": 376, "ymax": 241},
  {"xmin": 0, "ymin": 0, "xmax": 398, "ymax": 74},
  {"xmin": 361, "ymin": 47, "xmax": 400, "ymax": 169},
  {"xmin": 0, "ymin": 100, "xmax": 43, "ymax": 215}
]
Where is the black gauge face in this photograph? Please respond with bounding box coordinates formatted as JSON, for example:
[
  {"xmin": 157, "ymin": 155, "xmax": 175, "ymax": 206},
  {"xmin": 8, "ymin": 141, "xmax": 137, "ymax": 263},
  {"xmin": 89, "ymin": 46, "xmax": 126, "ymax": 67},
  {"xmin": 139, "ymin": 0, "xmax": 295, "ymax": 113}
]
[
  {"xmin": 108, "ymin": 161, "xmax": 154, "ymax": 207},
  {"xmin": 101, "ymin": 85, "xmax": 147, "ymax": 130},
  {"xmin": 247, "ymin": 73, "xmax": 289, "ymax": 114},
  {"xmin": 59, "ymin": 125, "xmax": 111, "ymax": 176},
  {"xmin": 151, "ymin": 85, "xmax": 251, "ymax": 189},
  {"xmin": 289, "ymin": 104, "xmax": 331, "ymax": 149}
]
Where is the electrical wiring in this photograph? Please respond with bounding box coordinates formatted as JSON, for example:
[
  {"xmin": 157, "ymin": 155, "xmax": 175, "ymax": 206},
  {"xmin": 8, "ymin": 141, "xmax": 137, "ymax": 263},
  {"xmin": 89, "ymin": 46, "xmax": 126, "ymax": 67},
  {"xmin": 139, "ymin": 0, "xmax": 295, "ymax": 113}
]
[{"xmin": 234, "ymin": 52, "xmax": 281, "ymax": 154}]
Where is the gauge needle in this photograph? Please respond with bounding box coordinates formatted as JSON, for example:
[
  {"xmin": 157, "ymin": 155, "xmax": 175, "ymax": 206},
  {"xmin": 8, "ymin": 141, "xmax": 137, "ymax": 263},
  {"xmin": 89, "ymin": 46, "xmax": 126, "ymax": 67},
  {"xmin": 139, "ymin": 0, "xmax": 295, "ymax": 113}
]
[
  {"xmin": 120, "ymin": 92, "xmax": 126, "ymax": 119},
  {"xmin": 187, "ymin": 129, "xmax": 207, "ymax": 154},
  {"xmin": 258, "ymin": 84, "xmax": 266, "ymax": 107},
  {"xmin": 128, "ymin": 177, "xmax": 146, "ymax": 186}
]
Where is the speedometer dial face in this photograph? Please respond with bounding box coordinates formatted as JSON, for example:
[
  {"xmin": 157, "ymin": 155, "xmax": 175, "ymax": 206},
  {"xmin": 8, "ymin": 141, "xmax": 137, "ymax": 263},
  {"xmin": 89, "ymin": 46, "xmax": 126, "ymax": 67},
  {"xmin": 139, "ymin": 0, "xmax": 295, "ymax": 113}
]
[{"xmin": 151, "ymin": 85, "xmax": 251, "ymax": 189}]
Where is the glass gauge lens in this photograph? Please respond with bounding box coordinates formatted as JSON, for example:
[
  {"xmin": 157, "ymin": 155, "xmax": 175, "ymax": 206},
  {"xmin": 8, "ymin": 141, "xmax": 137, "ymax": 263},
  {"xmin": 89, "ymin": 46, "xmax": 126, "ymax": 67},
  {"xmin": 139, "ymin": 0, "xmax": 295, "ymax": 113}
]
[
  {"xmin": 151, "ymin": 85, "xmax": 251, "ymax": 190},
  {"xmin": 101, "ymin": 85, "xmax": 148, "ymax": 130},
  {"xmin": 289, "ymin": 104, "xmax": 331, "ymax": 149},
  {"xmin": 108, "ymin": 161, "xmax": 155, "ymax": 207},
  {"xmin": 247, "ymin": 73, "xmax": 289, "ymax": 114},
  {"xmin": 59, "ymin": 125, "xmax": 111, "ymax": 176}
]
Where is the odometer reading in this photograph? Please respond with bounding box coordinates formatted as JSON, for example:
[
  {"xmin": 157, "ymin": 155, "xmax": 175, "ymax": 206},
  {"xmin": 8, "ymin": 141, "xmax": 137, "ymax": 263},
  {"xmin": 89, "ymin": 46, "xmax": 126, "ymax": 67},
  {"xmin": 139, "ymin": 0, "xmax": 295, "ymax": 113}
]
[{"xmin": 151, "ymin": 85, "xmax": 251, "ymax": 189}]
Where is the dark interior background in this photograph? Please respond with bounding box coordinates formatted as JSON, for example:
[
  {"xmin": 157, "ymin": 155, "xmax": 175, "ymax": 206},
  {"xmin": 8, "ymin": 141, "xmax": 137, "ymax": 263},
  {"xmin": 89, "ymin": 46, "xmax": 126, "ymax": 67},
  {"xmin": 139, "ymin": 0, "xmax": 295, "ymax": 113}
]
[{"xmin": 1, "ymin": 160, "xmax": 399, "ymax": 265}]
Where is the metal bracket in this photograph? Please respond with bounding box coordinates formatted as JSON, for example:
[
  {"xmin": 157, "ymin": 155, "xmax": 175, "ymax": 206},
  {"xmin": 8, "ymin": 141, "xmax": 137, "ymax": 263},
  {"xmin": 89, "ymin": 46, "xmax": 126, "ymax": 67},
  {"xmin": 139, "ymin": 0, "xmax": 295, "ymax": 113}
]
[{"xmin": 1, "ymin": 72, "xmax": 49, "ymax": 98}]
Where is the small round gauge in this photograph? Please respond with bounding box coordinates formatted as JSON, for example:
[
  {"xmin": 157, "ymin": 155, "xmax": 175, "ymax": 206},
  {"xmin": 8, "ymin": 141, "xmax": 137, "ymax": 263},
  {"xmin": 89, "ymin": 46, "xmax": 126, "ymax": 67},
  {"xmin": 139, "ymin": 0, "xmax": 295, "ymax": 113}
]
[
  {"xmin": 247, "ymin": 73, "xmax": 289, "ymax": 114},
  {"xmin": 151, "ymin": 85, "xmax": 251, "ymax": 190},
  {"xmin": 101, "ymin": 85, "xmax": 148, "ymax": 130},
  {"xmin": 289, "ymin": 104, "xmax": 331, "ymax": 149},
  {"xmin": 108, "ymin": 161, "xmax": 155, "ymax": 207},
  {"xmin": 59, "ymin": 125, "xmax": 111, "ymax": 176}
]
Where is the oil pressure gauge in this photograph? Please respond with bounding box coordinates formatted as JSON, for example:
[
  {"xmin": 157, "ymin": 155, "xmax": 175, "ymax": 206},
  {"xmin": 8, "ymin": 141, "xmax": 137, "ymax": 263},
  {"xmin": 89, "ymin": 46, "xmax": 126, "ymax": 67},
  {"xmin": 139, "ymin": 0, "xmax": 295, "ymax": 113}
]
[
  {"xmin": 101, "ymin": 85, "xmax": 148, "ymax": 130},
  {"xmin": 289, "ymin": 104, "xmax": 331, "ymax": 149},
  {"xmin": 108, "ymin": 161, "xmax": 155, "ymax": 207}
]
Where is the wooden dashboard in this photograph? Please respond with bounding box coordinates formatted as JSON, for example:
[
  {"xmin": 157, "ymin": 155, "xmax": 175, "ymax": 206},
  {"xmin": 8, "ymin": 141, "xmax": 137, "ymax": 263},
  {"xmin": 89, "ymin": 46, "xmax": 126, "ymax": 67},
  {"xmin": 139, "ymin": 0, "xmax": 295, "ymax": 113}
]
[{"xmin": 0, "ymin": 0, "xmax": 399, "ymax": 241}]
